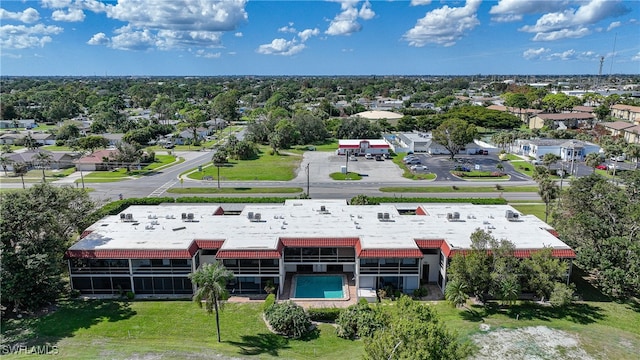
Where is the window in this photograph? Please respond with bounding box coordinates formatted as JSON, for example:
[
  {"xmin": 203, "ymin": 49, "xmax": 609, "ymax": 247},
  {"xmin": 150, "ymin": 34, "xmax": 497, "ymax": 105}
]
[{"xmin": 421, "ymin": 249, "xmax": 438, "ymax": 255}]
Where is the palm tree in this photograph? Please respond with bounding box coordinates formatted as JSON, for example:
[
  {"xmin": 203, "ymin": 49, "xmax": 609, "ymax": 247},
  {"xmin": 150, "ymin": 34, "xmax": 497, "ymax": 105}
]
[
  {"xmin": 445, "ymin": 279, "xmax": 469, "ymax": 309},
  {"xmin": 33, "ymin": 151, "xmax": 53, "ymax": 183},
  {"xmin": 584, "ymin": 153, "xmax": 601, "ymax": 173},
  {"xmin": 188, "ymin": 262, "xmax": 234, "ymax": 343},
  {"xmin": 13, "ymin": 162, "xmax": 28, "ymax": 189},
  {"xmin": 0, "ymin": 154, "xmax": 12, "ymax": 176},
  {"xmin": 212, "ymin": 149, "xmax": 229, "ymax": 189},
  {"xmin": 538, "ymin": 177, "xmax": 559, "ymax": 222},
  {"xmin": 626, "ymin": 143, "xmax": 640, "ymax": 170}
]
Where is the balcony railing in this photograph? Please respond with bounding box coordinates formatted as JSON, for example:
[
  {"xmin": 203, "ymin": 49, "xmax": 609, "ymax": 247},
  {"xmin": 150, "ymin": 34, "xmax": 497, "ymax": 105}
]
[
  {"xmin": 359, "ymin": 265, "xmax": 419, "ymax": 275},
  {"xmin": 70, "ymin": 266, "xmax": 130, "ymax": 274},
  {"xmin": 132, "ymin": 266, "xmax": 191, "ymax": 274},
  {"xmin": 224, "ymin": 266, "xmax": 280, "ymax": 275},
  {"xmin": 283, "ymin": 254, "xmax": 355, "ymax": 263}
]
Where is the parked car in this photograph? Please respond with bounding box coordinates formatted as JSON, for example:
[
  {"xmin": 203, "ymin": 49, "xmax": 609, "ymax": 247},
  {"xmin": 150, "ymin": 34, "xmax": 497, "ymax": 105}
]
[
  {"xmin": 454, "ymin": 165, "xmax": 471, "ymax": 172},
  {"xmin": 375, "ymin": 155, "xmax": 383, "ymax": 161},
  {"xmin": 349, "ymin": 155, "xmax": 357, "ymax": 161},
  {"xmin": 365, "ymin": 153, "xmax": 373, "ymax": 160},
  {"xmin": 611, "ymin": 154, "xmax": 626, "ymax": 162},
  {"xmin": 406, "ymin": 158, "xmax": 421, "ymax": 165},
  {"xmin": 410, "ymin": 165, "xmax": 429, "ymax": 172},
  {"xmin": 383, "ymin": 153, "xmax": 391, "ymax": 159},
  {"xmin": 403, "ymin": 155, "xmax": 416, "ymax": 162},
  {"xmin": 596, "ymin": 164, "xmax": 607, "ymax": 170}
]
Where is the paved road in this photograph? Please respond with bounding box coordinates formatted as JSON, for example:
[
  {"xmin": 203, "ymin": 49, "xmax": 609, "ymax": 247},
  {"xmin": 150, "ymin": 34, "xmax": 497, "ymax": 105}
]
[{"xmin": 1, "ymin": 150, "xmax": 544, "ymax": 202}]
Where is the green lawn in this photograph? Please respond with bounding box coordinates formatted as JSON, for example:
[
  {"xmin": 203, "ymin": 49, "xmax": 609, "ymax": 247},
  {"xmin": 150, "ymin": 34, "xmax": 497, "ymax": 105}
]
[
  {"xmin": 187, "ymin": 147, "xmax": 301, "ymax": 181},
  {"xmin": 392, "ymin": 153, "xmax": 437, "ymax": 180},
  {"xmin": 511, "ymin": 204, "xmax": 550, "ymax": 222},
  {"xmin": 167, "ymin": 187, "xmax": 303, "ymax": 194},
  {"xmin": 0, "ymin": 300, "xmax": 363, "ymax": 360},
  {"xmin": 330, "ymin": 172, "xmax": 363, "ymax": 180}
]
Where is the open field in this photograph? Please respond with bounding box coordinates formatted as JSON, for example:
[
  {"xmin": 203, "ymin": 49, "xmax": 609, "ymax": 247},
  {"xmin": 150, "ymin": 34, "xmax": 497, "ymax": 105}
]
[{"xmin": 186, "ymin": 147, "xmax": 301, "ymax": 181}]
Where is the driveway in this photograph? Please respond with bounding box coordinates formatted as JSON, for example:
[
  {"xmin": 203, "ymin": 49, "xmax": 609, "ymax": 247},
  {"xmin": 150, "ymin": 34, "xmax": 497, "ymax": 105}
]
[{"xmin": 295, "ymin": 152, "xmax": 410, "ymax": 183}]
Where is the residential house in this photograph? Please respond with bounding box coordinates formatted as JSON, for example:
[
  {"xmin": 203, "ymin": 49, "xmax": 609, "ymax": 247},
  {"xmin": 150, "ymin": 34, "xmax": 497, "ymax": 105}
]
[
  {"xmin": 65, "ymin": 200, "xmax": 575, "ymax": 298},
  {"xmin": 610, "ymin": 104, "xmax": 640, "ymax": 124},
  {"xmin": 101, "ymin": 133, "xmax": 124, "ymax": 147},
  {"xmin": 31, "ymin": 132, "xmax": 56, "ymax": 146},
  {"xmin": 0, "ymin": 119, "xmax": 36, "ymax": 129},
  {"xmin": 5, "ymin": 149, "xmax": 76, "ymax": 171},
  {"xmin": 516, "ymin": 139, "xmax": 600, "ymax": 161},
  {"xmin": 600, "ymin": 121, "xmax": 635, "ymax": 137},
  {"xmin": 486, "ymin": 105, "xmax": 542, "ymax": 123},
  {"xmin": 75, "ymin": 149, "xmax": 119, "ymax": 171},
  {"xmin": 528, "ymin": 112, "xmax": 595, "ymax": 129}
]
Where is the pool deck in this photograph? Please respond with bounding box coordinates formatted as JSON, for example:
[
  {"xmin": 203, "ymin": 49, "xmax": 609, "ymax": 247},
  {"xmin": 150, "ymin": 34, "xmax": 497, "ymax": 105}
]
[{"xmin": 279, "ymin": 272, "xmax": 357, "ymax": 308}]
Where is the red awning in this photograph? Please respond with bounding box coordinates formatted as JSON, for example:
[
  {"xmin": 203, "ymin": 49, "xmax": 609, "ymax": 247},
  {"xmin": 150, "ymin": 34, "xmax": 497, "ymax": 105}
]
[
  {"xmin": 415, "ymin": 239, "xmax": 444, "ymax": 248},
  {"xmin": 358, "ymin": 249, "xmax": 423, "ymax": 258},
  {"xmin": 280, "ymin": 237, "xmax": 359, "ymax": 247},
  {"xmin": 215, "ymin": 250, "xmax": 281, "ymax": 259}
]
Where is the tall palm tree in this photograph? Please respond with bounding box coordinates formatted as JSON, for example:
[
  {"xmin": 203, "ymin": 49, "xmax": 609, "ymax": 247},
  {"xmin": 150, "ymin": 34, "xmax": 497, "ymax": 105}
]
[
  {"xmin": 13, "ymin": 162, "xmax": 28, "ymax": 189},
  {"xmin": 33, "ymin": 151, "xmax": 53, "ymax": 183},
  {"xmin": 445, "ymin": 279, "xmax": 469, "ymax": 309},
  {"xmin": 188, "ymin": 262, "xmax": 234, "ymax": 343},
  {"xmin": 212, "ymin": 149, "xmax": 229, "ymax": 189},
  {"xmin": 0, "ymin": 154, "xmax": 12, "ymax": 176},
  {"xmin": 538, "ymin": 177, "xmax": 559, "ymax": 222}
]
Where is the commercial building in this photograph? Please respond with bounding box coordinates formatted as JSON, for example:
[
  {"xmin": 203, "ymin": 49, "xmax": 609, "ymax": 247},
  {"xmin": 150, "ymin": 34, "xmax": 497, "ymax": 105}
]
[{"xmin": 66, "ymin": 200, "xmax": 575, "ymax": 298}]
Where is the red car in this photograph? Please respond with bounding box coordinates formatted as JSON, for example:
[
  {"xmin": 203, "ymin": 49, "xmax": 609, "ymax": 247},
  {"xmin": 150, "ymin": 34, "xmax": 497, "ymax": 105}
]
[{"xmin": 596, "ymin": 164, "xmax": 607, "ymax": 170}]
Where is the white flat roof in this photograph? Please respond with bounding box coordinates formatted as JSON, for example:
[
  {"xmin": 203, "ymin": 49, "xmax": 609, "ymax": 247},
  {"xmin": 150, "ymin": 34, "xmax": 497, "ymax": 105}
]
[{"xmin": 70, "ymin": 201, "xmax": 570, "ymax": 253}]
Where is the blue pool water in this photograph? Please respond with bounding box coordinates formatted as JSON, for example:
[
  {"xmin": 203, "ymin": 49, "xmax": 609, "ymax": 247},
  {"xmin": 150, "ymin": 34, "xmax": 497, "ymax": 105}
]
[{"xmin": 294, "ymin": 275, "xmax": 344, "ymax": 299}]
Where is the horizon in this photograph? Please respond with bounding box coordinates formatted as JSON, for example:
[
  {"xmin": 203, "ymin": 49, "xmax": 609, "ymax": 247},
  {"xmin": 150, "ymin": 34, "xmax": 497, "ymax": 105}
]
[{"xmin": 1, "ymin": 1, "xmax": 639, "ymax": 77}]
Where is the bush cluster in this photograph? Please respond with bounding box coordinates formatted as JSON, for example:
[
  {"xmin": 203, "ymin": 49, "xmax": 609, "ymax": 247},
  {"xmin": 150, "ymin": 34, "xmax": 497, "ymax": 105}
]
[
  {"xmin": 336, "ymin": 302, "xmax": 384, "ymax": 339},
  {"xmin": 263, "ymin": 293, "xmax": 276, "ymax": 312},
  {"xmin": 355, "ymin": 196, "xmax": 507, "ymax": 205},
  {"xmin": 264, "ymin": 301, "xmax": 311, "ymax": 339}
]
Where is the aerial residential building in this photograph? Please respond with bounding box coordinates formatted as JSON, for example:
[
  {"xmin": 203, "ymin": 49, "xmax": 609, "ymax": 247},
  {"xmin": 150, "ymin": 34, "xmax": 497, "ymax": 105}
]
[{"xmin": 66, "ymin": 200, "xmax": 575, "ymax": 300}]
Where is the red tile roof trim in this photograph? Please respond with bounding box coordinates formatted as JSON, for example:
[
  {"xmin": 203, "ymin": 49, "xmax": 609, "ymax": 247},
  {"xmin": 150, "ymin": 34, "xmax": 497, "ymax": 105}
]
[
  {"xmin": 358, "ymin": 249, "xmax": 423, "ymax": 258},
  {"xmin": 215, "ymin": 250, "xmax": 281, "ymax": 259},
  {"xmin": 65, "ymin": 249, "xmax": 193, "ymax": 259},
  {"xmin": 415, "ymin": 239, "xmax": 444, "ymax": 248},
  {"xmin": 280, "ymin": 237, "xmax": 359, "ymax": 247},
  {"xmin": 194, "ymin": 239, "xmax": 225, "ymax": 249}
]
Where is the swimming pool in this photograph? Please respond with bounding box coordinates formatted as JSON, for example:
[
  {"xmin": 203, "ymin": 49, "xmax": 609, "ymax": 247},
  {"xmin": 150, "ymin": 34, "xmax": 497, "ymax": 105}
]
[{"xmin": 293, "ymin": 275, "xmax": 346, "ymax": 299}]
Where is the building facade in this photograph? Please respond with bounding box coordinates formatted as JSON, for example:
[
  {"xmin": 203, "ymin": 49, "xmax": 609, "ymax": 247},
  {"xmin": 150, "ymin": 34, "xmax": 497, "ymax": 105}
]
[{"xmin": 66, "ymin": 200, "xmax": 575, "ymax": 298}]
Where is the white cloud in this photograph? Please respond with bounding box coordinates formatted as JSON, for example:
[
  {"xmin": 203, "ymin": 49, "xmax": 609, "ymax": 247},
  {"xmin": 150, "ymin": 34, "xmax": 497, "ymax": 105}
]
[
  {"xmin": 402, "ymin": 0, "xmax": 481, "ymax": 47},
  {"xmin": 489, "ymin": 0, "xmax": 568, "ymax": 22},
  {"xmin": 87, "ymin": 32, "xmax": 109, "ymax": 46},
  {"xmin": 278, "ymin": 23, "xmax": 296, "ymax": 33},
  {"xmin": 523, "ymin": 47, "xmax": 549, "ymax": 60},
  {"xmin": 52, "ymin": 8, "xmax": 85, "ymax": 22},
  {"xmin": 234, "ymin": 32, "xmax": 243, "ymax": 37},
  {"xmin": 1, "ymin": 52, "xmax": 22, "ymax": 59},
  {"xmin": 326, "ymin": 0, "xmax": 375, "ymax": 36},
  {"xmin": 105, "ymin": 0, "xmax": 247, "ymax": 32},
  {"xmin": 631, "ymin": 52, "xmax": 640, "ymax": 61},
  {"xmin": 0, "ymin": 8, "xmax": 40, "ymax": 24},
  {"xmin": 607, "ymin": 21, "xmax": 621, "ymax": 31},
  {"xmin": 532, "ymin": 27, "xmax": 590, "ymax": 41},
  {"xmin": 84, "ymin": 0, "xmax": 248, "ymax": 51},
  {"xmin": 519, "ymin": 0, "xmax": 630, "ymax": 41},
  {"xmin": 298, "ymin": 28, "xmax": 319, "ymax": 42},
  {"xmin": 410, "ymin": 0, "xmax": 432, "ymax": 6},
  {"xmin": 0, "ymin": 23, "xmax": 63, "ymax": 49},
  {"xmin": 41, "ymin": 0, "xmax": 73, "ymax": 8},
  {"xmin": 194, "ymin": 49, "xmax": 221, "ymax": 58},
  {"xmin": 256, "ymin": 38, "xmax": 305, "ymax": 56},
  {"xmin": 110, "ymin": 26, "xmax": 157, "ymax": 51}
]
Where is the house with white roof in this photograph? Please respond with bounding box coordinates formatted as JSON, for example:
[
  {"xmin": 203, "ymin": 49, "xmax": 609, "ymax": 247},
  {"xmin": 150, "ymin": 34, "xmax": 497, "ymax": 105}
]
[{"xmin": 65, "ymin": 200, "xmax": 575, "ymax": 300}]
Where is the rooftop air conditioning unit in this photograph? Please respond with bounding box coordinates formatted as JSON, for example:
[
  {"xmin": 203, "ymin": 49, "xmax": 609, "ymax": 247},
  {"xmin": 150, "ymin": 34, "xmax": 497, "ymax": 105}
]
[
  {"xmin": 125, "ymin": 213, "xmax": 133, "ymax": 221},
  {"xmin": 247, "ymin": 212, "xmax": 254, "ymax": 220},
  {"xmin": 453, "ymin": 212, "xmax": 460, "ymax": 220},
  {"xmin": 181, "ymin": 213, "xmax": 187, "ymax": 220},
  {"xmin": 447, "ymin": 213, "xmax": 453, "ymax": 221},
  {"xmin": 383, "ymin": 213, "xmax": 390, "ymax": 221},
  {"xmin": 187, "ymin": 213, "xmax": 194, "ymax": 220},
  {"xmin": 377, "ymin": 212, "xmax": 384, "ymax": 220},
  {"xmin": 320, "ymin": 205, "xmax": 326, "ymax": 212},
  {"xmin": 120, "ymin": 213, "xmax": 126, "ymax": 220},
  {"xmin": 254, "ymin": 213, "xmax": 261, "ymax": 221}
]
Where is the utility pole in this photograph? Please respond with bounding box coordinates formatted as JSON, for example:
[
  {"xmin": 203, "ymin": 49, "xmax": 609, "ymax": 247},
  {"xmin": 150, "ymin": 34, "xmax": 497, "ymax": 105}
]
[{"xmin": 306, "ymin": 163, "xmax": 310, "ymax": 196}]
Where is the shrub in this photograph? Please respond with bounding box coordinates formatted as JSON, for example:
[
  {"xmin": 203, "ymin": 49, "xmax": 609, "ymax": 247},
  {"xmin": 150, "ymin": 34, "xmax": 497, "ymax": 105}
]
[
  {"xmin": 263, "ymin": 293, "xmax": 276, "ymax": 312},
  {"xmin": 336, "ymin": 302, "xmax": 384, "ymax": 339},
  {"xmin": 125, "ymin": 291, "xmax": 135, "ymax": 300},
  {"xmin": 307, "ymin": 307, "xmax": 341, "ymax": 322},
  {"xmin": 264, "ymin": 301, "xmax": 311, "ymax": 338},
  {"xmin": 495, "ymin": 184, "xmax": 503, "ymax": 190},
  {"xmin": 413, "ymin": 287, "xmax": 428, "ymax": 298},
  {"xmin": 550, "ymin": 282, "xmax": 575, "ymax": 308}
]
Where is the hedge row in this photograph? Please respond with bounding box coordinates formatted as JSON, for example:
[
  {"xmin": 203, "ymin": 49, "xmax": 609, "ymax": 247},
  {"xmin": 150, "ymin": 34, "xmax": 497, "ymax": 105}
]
[
  {"xmin": 357, "ymin": 197, "xmax": 508, "ymax": 205},
  {"xmin": 307, "ymin": 307, "xmax": 342, "ymax": 322}
]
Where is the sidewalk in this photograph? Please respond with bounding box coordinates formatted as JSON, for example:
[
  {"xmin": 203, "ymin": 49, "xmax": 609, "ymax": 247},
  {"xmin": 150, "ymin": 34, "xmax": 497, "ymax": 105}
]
[{"xmin": 51, "ymin": 170, "xmax": 92, "ymax": 185}]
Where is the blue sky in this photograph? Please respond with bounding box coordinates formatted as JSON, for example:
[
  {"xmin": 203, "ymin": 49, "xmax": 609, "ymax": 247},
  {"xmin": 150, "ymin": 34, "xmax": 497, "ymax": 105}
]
[{"xmin": 1, "ymin": 0, "xmax": 639, "ymax": 76}]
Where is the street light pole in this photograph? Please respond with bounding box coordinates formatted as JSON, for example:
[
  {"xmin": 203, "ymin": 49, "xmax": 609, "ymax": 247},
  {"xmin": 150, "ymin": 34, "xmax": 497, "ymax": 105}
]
[{"xmin": 306, "ymin": 163, "xmax": 310, "ymax": 196}]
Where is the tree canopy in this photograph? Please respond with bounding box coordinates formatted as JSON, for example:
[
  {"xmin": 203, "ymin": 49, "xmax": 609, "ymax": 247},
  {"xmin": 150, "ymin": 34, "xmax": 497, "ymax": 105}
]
[
  {"xmin": 1, "ymin": 184, "xmax": 97, "ymax": 312},
  {"xmin": 432, "ymin": 118, "xmax": 477, "ymax": 159}
]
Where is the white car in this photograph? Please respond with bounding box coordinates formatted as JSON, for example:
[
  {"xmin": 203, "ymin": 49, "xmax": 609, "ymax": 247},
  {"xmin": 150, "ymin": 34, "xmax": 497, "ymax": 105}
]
[
  {"xmin": 410, "ymin": 165, "xmax": 428, "ymax": 172},
  {"xmin": 405, "ymin": 158, "xmax": 421, "ymax": 165},
  {"xmin": 611, "ymin": 154, "xmax": 626, "ymax": 162}
]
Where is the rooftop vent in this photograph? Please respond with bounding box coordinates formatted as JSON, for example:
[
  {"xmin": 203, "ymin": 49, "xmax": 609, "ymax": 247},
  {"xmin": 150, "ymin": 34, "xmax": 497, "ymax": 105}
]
[
  {"xmin": 247, "ymin": 211, "xmax": 254, "ymax": 220},
  {"xmin": 122, "ymin": 213, "xmax": 134, "ymax": 222},
  {"xmin": 505, "ymin": 210, "xmax": 520, "ymax": 221},
  {"xmin": 318, "ymin": 205, "xmax": 330, "ymax": 214},
  {"xmin": 249, "ymin": 212, "xmax": 262, "ymax": 222},
  {"xmin": 447, "ymin": 212, "xmax": 462, "ymax": 222}
]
